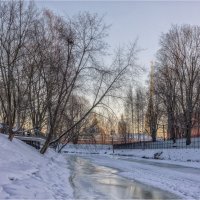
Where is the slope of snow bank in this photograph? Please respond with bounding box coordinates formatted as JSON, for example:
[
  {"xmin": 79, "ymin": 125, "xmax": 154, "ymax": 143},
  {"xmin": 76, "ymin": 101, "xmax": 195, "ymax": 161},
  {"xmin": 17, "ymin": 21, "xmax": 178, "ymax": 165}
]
[{"xmin": 0, "ymin": 134, "xmax": 73, "ymax": 199}]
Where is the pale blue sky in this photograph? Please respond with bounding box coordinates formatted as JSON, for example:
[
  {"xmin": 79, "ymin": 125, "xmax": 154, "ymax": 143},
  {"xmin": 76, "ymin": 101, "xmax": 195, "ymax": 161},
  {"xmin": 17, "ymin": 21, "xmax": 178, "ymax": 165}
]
[{"xmin": 36, "ymin": 1, "xmax": 200, "ymax": 82}]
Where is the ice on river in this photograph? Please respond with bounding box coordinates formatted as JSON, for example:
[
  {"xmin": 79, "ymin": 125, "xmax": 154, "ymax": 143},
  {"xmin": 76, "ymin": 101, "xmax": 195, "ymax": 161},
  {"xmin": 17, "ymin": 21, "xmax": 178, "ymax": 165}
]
[{"xmin": 67, "ymin": 155, "xmax": 180, "ymax": 199}]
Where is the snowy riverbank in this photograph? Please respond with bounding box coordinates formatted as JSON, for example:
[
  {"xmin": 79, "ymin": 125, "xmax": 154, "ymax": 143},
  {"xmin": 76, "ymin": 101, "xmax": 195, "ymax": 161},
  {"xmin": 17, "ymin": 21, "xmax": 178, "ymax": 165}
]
[
  {"xmin": 63, "ymin": 144, "xmax": 200, "ymax": 164},
  {"xmin": 114, "ymin": 148, "xmax": 200, "ymax": 162},
  {"xmin": 1, "ymin": 136, "xmax": 200, "ymax": 199},
  {"xmin": 0, "ymin": 134, "xmax": 73, "ymax": 199}
]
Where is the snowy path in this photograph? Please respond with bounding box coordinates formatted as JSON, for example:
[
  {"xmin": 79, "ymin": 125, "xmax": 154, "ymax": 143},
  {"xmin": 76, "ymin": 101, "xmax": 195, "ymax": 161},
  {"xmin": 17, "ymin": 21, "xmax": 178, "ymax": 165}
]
[
  {"xmin": 74, "ymin": 154, "xmax": 200, "ymax": 199},
  {"xmin": 66, "ymin": 155, "xmax": 179, "ymax": 199}
]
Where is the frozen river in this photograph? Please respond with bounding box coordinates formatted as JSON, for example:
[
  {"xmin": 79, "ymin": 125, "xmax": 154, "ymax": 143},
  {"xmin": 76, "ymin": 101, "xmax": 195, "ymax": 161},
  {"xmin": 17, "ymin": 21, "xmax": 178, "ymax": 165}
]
[{"xmin": 67, "ymin": 155, "xmax": 179, "ymax": 199}]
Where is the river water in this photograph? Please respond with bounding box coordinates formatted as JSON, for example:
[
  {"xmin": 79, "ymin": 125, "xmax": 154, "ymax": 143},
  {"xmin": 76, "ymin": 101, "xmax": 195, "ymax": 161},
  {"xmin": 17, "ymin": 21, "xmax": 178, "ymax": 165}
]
[{"xmin": 67, "ymin": 155, "xmax": 180, "ymax": 199}]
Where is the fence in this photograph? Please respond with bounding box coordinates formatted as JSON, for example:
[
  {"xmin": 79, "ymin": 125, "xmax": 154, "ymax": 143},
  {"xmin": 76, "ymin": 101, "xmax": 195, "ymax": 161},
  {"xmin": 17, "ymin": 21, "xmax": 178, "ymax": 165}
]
[
  {"xmin": 62, "ymin": 144, "xmax": 112, "ymax": 154},
  {"xmin": 113, "ymin": 136, "xmax": 200, "ymax": 150},
  {"xmin": 15, "ymin": 135, "xmax": 45, "ymax": 150},
  {"xmin": 22, "ymin": 140, "xmax": 41, "ymax": 150}
]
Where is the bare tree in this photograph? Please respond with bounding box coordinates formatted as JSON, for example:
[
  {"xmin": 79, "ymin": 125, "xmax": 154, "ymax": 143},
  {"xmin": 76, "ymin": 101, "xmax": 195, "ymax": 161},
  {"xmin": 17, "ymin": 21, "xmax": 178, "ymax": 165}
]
[
  {"xmin": 38, "ymin": 11, "xmax": 112, "ymax": 154},
  {"xmin": 157, "ymin": 25, "xmax": 200, "ymax": 145},
  {"xmin": 118, "ymin": 115, "xmax": 127, "ymax": 143},
  {"xmin": 145, "ymin": 66, "xmax": 163, "ymax": 142},
  {"xmin": 0, "ymin": 1, "xmax": 37, "ymax": 140},
  {"xmin": 124, "ymin": 85, "xmax": 146, "ymax": 140},
  {"xmin": 0, "ymin": 2, "xmax": 140, "ymax": 154},
  {"xmin": 155, "ymin": 59, "xmax": 178, "ymax": 143},
  {"xmin": 134, "ymin": 86, "xmax": 146, "ymax": 140},
  {"xmin": 48, "ymin": 41, "xmax": 139, "ymax": 154},
  {"xmin": 124, "ymin": 86, "xmax": 135, "ymax": 135}
]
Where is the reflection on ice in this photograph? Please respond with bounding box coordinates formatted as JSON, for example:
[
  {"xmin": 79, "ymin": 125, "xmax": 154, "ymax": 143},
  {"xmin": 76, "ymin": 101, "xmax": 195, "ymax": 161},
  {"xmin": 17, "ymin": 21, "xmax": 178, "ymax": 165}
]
[{"xmin": 67, "ymin": 155, "xmax": 179, "ymax": 199}]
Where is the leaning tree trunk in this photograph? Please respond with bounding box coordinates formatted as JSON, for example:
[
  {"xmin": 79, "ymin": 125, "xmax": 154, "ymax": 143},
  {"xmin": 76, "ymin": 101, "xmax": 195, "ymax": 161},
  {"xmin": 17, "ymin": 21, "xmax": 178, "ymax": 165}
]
[{"xmin": 40, "ymin": 130, "xmax": 53, "ymax": 154}]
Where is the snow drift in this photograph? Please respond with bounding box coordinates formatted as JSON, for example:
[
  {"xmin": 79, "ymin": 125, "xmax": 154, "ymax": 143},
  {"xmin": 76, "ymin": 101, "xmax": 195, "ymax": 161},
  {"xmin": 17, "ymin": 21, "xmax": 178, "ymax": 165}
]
[{"xmin": 0, "ymin": 134, "xmax": 73, "ymax": 199}]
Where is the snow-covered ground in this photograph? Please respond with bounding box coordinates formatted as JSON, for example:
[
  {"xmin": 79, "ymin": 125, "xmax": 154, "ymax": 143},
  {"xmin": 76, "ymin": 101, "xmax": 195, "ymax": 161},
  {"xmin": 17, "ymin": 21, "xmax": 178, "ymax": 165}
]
[
  {"xmin": 114, "ymin": 148, "xmax": 200, "ymax": 162},
  {"xmin": 2, "ymin": 135, "xmax": 200, "ymax": 199},
  {"xmin": 63, "ymin": 143, "xmax": 200, "ymax": 163},
  {"xmin": 0, "ymin": 134, "xmax": 73, "ymax": 199},
  {"xmin": 62, "ymin": 143, "xmax": 112, "ymax": 154}
]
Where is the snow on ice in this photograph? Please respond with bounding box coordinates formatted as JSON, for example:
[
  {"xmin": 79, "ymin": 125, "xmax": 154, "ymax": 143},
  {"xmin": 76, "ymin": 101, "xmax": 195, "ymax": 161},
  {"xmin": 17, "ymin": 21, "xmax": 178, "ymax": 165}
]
[{"xmin": 63, "ymin": 144, "xmax": 200, "ymax": 199}]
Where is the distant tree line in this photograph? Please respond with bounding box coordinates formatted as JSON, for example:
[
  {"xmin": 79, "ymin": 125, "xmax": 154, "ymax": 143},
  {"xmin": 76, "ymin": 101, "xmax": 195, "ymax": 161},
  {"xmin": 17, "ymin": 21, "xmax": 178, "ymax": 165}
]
[
  {"xmin": 123, "ymin": 25, "xmax": 200, "ymax": 146},
  {"xmin": 123, "ymin": 86, "xmax": 146, "ymax": 141}
]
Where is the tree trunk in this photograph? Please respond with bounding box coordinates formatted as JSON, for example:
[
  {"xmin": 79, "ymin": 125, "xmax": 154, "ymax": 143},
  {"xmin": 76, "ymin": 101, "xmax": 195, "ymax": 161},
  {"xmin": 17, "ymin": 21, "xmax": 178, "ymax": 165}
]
[
  {"xmin": 168, "ymin": 112, "xmax": 176, "ymax": 143},
  {"xmin": 186, "ymin": 123, "xmax": 192, "ymax": 145},
  {"xmin": 186, "ymin": 109, "xmax": 192, "ymax": 145},
  {"xmin": 40, "ymin": 130, "xmax": 53, "ymax": 154},
  {"xmin": 8, "ymin": 127, "xmax": 14, "ymax": 141},
  {"xmin": 152, "ymin": 127, "xmax": 157, "ymax": 142}
]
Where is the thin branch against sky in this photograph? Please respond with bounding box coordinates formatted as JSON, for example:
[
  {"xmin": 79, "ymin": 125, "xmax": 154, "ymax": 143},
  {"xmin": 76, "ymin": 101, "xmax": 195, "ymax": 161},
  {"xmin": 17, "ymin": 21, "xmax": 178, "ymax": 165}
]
[{"xmin": 36, "ymin": 1, "xmax": 200, "ymax": 81}]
